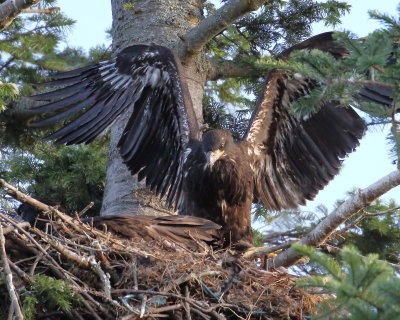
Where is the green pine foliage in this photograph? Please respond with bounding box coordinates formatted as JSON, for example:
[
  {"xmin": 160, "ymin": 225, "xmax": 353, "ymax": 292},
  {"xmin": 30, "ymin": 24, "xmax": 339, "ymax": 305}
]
[
  {"xmin": 332, "ymin": 198, "xmax": 400, "ymax": 264},
  {"xmin": 0, "ymin": 82, "xmax": 19, "ymax": 110},
  {"xmin": 204, "ymin": 0, "xmax": 352, "ymax": 119},
  {"xmin": 1, "ymin": 140, "xmax": 107, "ymax": 215},
  {"xmin": 214, "ymin": 0, "xmax": 351, "ymax": 55},
  {"xmin": 21, "ymin": 275, "xmax": 80, "ymax": 320},
  {"xmin": 0, "ymin": 1, "xmax": 75, "ymax": 97},
  {"xmin": 293, "ymin": 244, "xmax": 400, "ymax": 320},
  {"xmin": 203, "ymin": 95, "xmax": 252, "ymax": 140},
  {"xmin": 0, "ymin": 1, "xmax": 111, "ymax": 215}
]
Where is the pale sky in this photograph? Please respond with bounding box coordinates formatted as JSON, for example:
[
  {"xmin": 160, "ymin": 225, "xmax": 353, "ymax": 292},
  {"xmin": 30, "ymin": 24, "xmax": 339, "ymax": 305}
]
[{"xmin": 57, "ymin": 0, "xmax": 400, "ymax": 212}]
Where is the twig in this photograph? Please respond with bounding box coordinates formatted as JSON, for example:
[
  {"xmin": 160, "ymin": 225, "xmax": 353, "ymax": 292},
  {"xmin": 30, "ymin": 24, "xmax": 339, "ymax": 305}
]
[
  {"xmin": 89, "ymin": 258, "xmax": 112, "ymax": 300},
  {"xmin": 133, "ymin": 260, "xmax": 138, "ymax": 290},
  {"xmin": 184, "ymin": 286, "xmax": 192, "ymax": 320},
  {"xmin": 29, "ymin": 249, "xmax": 47, "ymax": 276},
  {"xmin": 243, "ymin": 241, "xmax": 294, "ymax": 259},
  {"xmin": 0, "ymin": 226, "xmax": 24, "ymax": 319},
  {"xmin": 0, "ymin": 0, "xmax": 42, "ymax": 31},
  {"xmin": 139, "ymin": 294, "xmax": 147, "ymax": 317},
  {"xmin": 3, "ymin": 221, "xmax": 30, "ymax": 235},
  {"xmin": 76, "ymin": 201, "xmax": 95, "ymax": 218},
  {"xmin": 9, "ymin": 260, "xmax": 33, "ymax": 283},
  {"xmin": 71, "ymin": 311, "xmax": 85, "ymax": 320},
  {"xmin": 363, "ymin": 206, "xmax": 400, "ymax": 216},
  {"xmin": 149, "ymin": 303, "xmax": 183, "ymax": 313},
  {"xmin": 21, "ymin": 7, "xmax": 60, "ymax": 13}
]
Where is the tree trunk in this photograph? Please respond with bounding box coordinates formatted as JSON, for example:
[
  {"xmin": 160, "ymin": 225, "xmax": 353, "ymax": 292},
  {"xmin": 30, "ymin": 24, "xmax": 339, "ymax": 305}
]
[{"xmin": 101, "ymin": 0, "xmax": 208, "ymax": 216}]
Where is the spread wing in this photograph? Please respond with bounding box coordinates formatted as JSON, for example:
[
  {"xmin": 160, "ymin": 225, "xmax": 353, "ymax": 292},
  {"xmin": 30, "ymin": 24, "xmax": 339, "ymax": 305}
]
[
  {"xmin": 84, "ymin": 214, "xmax": 221, "ymax": 249},
  {"xmin": 244, "ymin": 32, "xmax": 392, "ymax": 210},
  {"xmin": 29, "ymin": 45, "xmax": 200, "ymax": 207}
]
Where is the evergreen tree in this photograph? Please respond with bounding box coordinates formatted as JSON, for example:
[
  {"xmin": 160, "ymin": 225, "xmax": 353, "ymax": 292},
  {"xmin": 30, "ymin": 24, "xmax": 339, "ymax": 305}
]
[
  {"xmin": 0, "ymin": 0, "xmax": 110, "ymax": 214},
  {"xmin": 294, "ymin": 244, "xmax": 400, "ymax": 319}
]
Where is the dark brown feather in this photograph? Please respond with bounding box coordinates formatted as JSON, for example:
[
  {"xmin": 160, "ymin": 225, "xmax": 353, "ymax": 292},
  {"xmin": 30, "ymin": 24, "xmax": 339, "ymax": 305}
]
[{"xmin": 83, "ymin": 215, "xmax": 221, "ymax": 249}]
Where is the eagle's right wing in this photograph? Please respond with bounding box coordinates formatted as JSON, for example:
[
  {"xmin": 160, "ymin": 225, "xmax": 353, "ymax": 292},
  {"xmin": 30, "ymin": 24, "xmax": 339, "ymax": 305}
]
[{"xmin": 29, "ymin": 45, "xmax": 200, "ymax": 207}]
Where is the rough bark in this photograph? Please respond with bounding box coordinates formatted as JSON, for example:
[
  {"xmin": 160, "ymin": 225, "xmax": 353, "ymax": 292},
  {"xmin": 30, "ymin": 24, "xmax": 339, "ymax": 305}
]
[
  {"xmin": 268, "ymin": 169, "xmax": 400, "ymax": 269},
  {"xmin": 0, "ymin": 0, "xmax": 41, "ymax": 31}
]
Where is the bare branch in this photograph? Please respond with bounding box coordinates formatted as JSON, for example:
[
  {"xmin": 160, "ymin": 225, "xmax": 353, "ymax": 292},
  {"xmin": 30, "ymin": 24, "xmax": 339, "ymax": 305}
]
[
  {"xmin": 208, "ymin": 57, "xmax": 263, "ymax": 81},
  {"xmin": 243, "ymin": 241, "xmax": 294, "ymax": 259},
  {"xmin": 0, "ymin": 226, "xmax": 24, "ymax": 319},
  {"xmin": 21, "ymin": 7, "xmax": 59, "ymax": 14},
  {"xmin": 330, "ymin": 205, "xmax": 400, "ymax": 239},
  {"xmin": 0, "ymin": 0, "xmax": 42, "ymax": 31},
  {"xmin": 268, "ymin": 169, "xmax": 400, "ymax": 269},
  {"xmin": 364, "ymin": 205, "xmax": 400, "ymax": 216},
  {"xmin": 183, "ymin": 0, "xmax": 270, "ymax": 58},
  {"xmin": 351, "ymin": 79, "xmax": 395, "ymax": 89}
]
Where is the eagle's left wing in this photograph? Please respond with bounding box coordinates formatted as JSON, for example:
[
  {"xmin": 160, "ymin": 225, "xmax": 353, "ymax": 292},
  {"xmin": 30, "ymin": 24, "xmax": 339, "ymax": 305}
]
[
  {"xmin": 244, "ymin": 69, "xmax": 366, "ymax": 210},
  {"xmin": 243, "ymin": 32, "xmax": 392, "ymax": 210}
]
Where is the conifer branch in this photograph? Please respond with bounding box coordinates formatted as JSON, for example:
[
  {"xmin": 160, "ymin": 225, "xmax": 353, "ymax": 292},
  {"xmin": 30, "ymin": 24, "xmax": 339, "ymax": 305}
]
[
  {"xmin": 183, "ymin": 0, "xmax": 271, "ymax": 58},
  {"xmin": 0, "ymin": 0, "xmax": 42, "ymax": 31},
  {"xmin": 268, "ymin": 169, "xmax": 400, "ymax": 269},
  {"xmin": 208, "ymin": 57, "xmax": 263, "ymax": 80}
]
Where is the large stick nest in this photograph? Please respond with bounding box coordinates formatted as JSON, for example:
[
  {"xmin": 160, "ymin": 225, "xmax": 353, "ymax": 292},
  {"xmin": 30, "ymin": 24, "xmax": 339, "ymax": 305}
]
[{"xmin": 0, "ymin": 180, "xmax": 323, "ymax": 320}]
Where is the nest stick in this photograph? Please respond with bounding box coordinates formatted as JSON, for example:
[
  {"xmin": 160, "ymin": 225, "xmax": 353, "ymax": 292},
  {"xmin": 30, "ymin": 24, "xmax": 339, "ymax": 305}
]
[
  {"xmin": 184, "ymin": 285, "xmax": 193, "ymax": 320},
  {"xmin": 3, "ymin": 222, "xmax": 30, "ymax": 235},
  {"xmin": 76, "ymin": 201, "xmax": 94, "ymax": 218},
  {"xmin": 0, "ymin": 214, "xmax": 105, "ymax": 319},
  {"xmin": 9, "ymin": 260, "xmax": 32, "ymax": 283},
  {"xmin": 0, "ymin": 226, "xmax": 24, "ymax": 320}
]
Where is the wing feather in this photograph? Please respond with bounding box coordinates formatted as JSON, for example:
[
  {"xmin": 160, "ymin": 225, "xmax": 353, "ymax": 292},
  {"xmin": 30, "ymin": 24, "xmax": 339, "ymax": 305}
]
[
  {"xmin": 244, "ymin": 32, "xmax": 393, "ymax": 210},
  {"xmin": 83, "ymin": 214, "xmax": 220, "ymax": 248},
  {"xmin": 245, "ymin": 71, "xmax": 366, "ymax": 210},
  {"xmin": 29, "ymin": 44, "xmax": 200, "ymax": 208}
]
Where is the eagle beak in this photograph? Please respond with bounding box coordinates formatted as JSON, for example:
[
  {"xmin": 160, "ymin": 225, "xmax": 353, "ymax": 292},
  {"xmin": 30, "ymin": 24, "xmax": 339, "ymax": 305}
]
[{"xmin": 206, "ymin": 150, "xmax": 224, "ymax": 168}]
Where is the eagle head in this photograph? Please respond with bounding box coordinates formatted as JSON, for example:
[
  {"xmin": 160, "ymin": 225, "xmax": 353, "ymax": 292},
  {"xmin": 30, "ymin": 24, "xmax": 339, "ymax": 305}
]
[{"xmin": 202, "ymin": 129, "xmax": 234, "ymax": 168}]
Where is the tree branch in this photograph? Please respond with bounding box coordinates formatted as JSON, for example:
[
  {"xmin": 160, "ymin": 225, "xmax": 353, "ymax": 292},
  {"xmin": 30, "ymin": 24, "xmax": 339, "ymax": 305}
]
[
  {"xmin": 268, "ymin": 169, "xmax": 400, "ymax": 269},
  {"xmin": 183, "ymin": 0, "xmax": 270, "ymax": 58},
  {"xmin": 0, "ymin": 0, "xmax": 42, "ymax": 31},
  {"xmin": 207, "ymin": 57, "xmax": 263, "ymax": 80},
  {"xmin": 21, "ymin": 7, "xmax": 59, "ymax": 14},
  {"xmin": 0, "ymin": 226, "xmax": 24, "ymax": 319}
]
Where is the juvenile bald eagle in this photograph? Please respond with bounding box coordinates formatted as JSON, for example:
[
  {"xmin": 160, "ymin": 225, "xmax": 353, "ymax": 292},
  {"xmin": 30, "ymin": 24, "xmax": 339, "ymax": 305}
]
[{"xmin": 28, "ymin": 32, "xmax": 391, "ymax": 246}]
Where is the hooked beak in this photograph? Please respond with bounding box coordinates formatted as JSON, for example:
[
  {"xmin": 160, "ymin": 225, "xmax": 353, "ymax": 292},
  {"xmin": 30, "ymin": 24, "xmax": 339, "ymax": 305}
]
[{"xmin": 206, "ymin": 150, "xmax": 224, "ymax": 168}]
